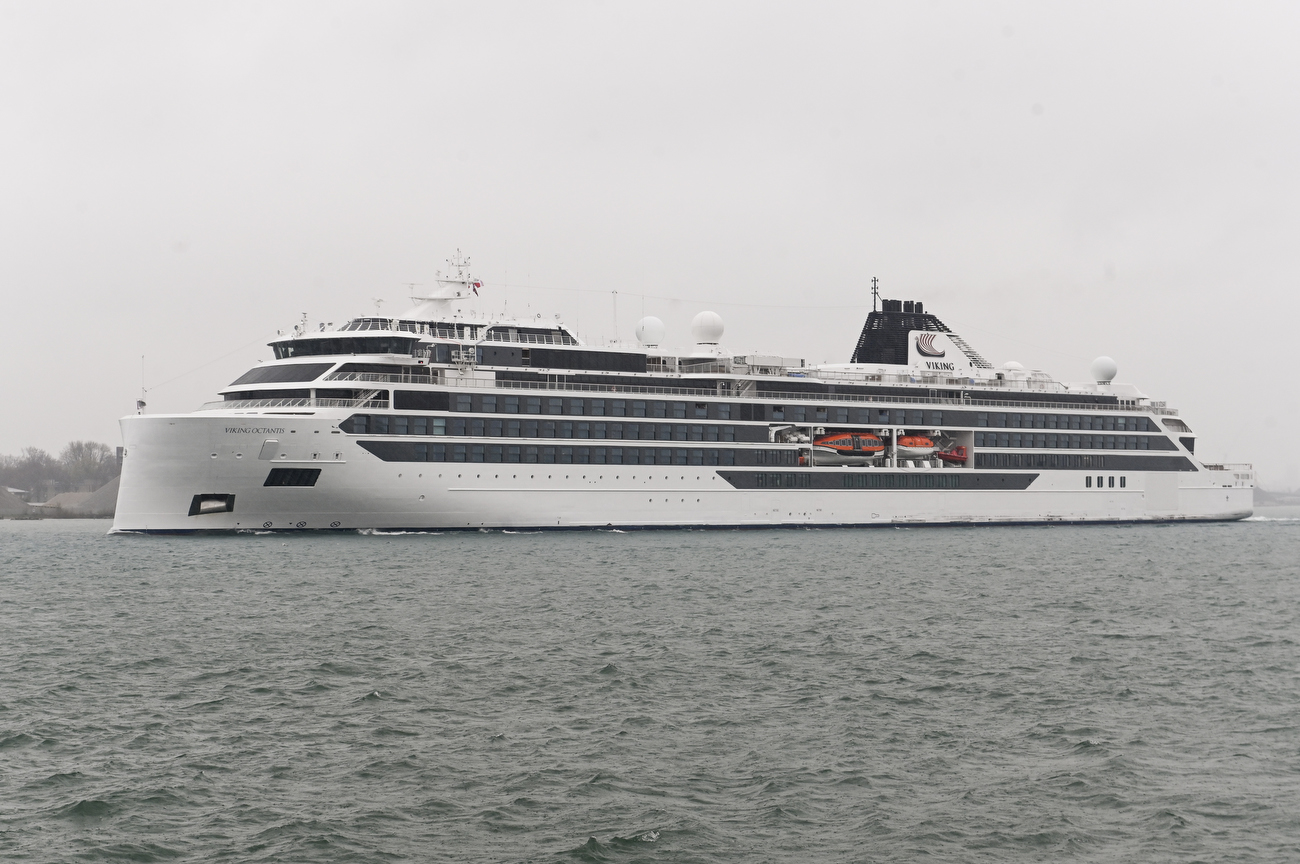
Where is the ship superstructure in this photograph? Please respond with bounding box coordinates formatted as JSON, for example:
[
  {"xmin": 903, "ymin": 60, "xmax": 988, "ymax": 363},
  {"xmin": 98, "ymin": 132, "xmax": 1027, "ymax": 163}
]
[{"xmin": 112, "ymin": 261, "xmax": 1253, "ymax": 532}]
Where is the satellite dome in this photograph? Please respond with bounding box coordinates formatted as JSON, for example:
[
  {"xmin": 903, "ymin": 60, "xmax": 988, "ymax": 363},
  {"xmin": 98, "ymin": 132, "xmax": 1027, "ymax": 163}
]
[
  {"xmin": 1001, "ymin": 360, "xmax": 1024, "ymax": 371},
  {"xmin": 691, "ymin": 310, "xmax": 724, "ymax": 345},
  {"xmin": 1091, "ymin": 355, "xmax": 1118, "ymax": 384},
  {"xmin": 635, "ymin": 316, "xmax": 665, "ymax": 347}
]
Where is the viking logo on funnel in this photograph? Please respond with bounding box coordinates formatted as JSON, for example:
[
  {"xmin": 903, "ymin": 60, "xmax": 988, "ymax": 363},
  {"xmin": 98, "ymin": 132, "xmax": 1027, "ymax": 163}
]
[{"xmin": 916, "ymin": 333, "xmax": 946, "ymax": 357}]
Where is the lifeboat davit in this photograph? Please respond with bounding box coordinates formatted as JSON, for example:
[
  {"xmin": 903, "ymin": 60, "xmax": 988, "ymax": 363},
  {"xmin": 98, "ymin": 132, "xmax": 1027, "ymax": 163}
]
[
  {"xmin": 812, "ymin": 432, "xmax": 884, "ymax": 466},
  {"xmin": 896, "ymin": 436, "xmax": 938, "ymax": 459}
]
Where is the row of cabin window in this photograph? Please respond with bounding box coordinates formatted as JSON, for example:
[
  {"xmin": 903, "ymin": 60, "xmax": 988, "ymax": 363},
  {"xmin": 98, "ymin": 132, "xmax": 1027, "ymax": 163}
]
[
  {"xmin": 754, "ymin": 450, "xmax": 800, "ymax": 465},
  {"xmin": 402, "ymin": 392, "xmax": 1157, "ymax": 434},
  {"xmin": 455, "ymin": 395, "xmax": 729, "ymax": 418},
  {"xmin": 272, "ymin": 337, "xmax": 418, "ymax": 359},
  {"xmin": 974, "ymin": 432, "xmax": 1167, "ymax": 450},
  {"xmin": 974, "ymin": 452, "xmax": 1107, "ymax": 469},
  {"xmin": 345, "ymin": 414, "xmax": 742, "ymax": 441},
  {"xmin": 754, "ymin": 473, "xmax": 813, "ymax": 488},
  {"xmin": 1086, "ymin": 476, "xmax": 1127, "ymax": 488},
  {"xmin": 408, "ymin": 444, "xmax": 737, "ymax": 465},
  {"xmin": 841, "ymin": 473, "xmax": 961, "ymax": 489},
  {"xmin": 976, "ymin": 412, "xmax": 1150, "ymax": 431},
  {"xmin": 450, "ymin": 395, "xmax": 919, "ymax": 425},
  {"xmin": 759, "ymin": 406, "xmax": 1137, "ymax": 428}
]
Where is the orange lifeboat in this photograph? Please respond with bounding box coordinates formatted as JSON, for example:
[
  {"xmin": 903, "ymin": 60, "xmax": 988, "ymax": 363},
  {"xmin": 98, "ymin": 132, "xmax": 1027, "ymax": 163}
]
[
  {"xmin": 812, "ymin": 432, "xmax": 884, "ymax": 465},
  {"xmin": 896, "ymin": 435, "xmax": 937, "ymax": 459}
]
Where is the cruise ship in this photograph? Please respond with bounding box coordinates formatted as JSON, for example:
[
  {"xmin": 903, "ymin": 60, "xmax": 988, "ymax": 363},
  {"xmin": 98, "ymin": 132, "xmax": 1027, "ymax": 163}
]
[{"xmin": 111, "ymin": 260, "xmax": 1254, "ymax": 532}]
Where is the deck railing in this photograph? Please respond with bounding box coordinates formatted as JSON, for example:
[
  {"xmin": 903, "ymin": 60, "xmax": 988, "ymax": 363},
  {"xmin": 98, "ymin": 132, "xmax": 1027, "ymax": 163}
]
[
  {"xmin": 324, "ymin": 370, "xmax": 433, "ymax": 384},
  {"xmin": 205, "ymin": 373, "xmax": 1179, "ymax": 416},
  {"xmin": 201, "ymin": 397, "xmax": 386, "ymax": 411},
  {"xmin": 328, "ymin": 370, "xmax": 1169, "ymax": 413},
  {"xmin": 483, "ymin": 331, "xmax": 579, "ymax": 345}
]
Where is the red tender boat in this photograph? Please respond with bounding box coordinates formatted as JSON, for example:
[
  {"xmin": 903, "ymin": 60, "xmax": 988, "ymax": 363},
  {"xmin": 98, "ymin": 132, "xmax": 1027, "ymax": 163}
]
[{"xmin": 935, "ymin": 446, "xmax": 968, "ymax": 465}]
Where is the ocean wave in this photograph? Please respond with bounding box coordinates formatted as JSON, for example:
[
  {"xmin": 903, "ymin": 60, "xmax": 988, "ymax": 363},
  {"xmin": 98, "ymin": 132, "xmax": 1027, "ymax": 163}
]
[
  {"xmin": 4, "ymin": 518, "xmax": 1299, "ymax": 862},
  {"xmin": 356, "ymin": 528, "xmax": 444, "ymax": 535}
]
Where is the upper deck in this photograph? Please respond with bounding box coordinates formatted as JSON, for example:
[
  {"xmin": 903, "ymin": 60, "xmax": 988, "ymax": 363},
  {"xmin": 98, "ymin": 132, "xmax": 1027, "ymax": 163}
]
[{"xmin": 222, "ymin": 288, "xmax": 1168, "ymax": 418}]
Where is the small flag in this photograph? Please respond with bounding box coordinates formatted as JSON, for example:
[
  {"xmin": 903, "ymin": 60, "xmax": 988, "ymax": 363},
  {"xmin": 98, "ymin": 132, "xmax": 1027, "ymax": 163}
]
[{"xmin": 472, "ymin": 280, "xmax": 481, "ymax": 296}]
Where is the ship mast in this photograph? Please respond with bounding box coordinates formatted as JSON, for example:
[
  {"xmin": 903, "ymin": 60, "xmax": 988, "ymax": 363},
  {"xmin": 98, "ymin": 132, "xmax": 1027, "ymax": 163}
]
[{"xmin": 405, "ymin": 249, "xmax": 478, "ymax": 320}]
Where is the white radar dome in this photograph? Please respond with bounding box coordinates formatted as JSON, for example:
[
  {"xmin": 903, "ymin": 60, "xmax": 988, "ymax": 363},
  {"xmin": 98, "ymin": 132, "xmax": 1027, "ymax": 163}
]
[
  {"xmin": 635, "ymin": 316, "xmax": 665, "ymax": 347},
  {"xmin": 691, "ymin": 310, "xmax": 724, "ymax": 344},
  {"xmin": 1091, "ymin": 355, "xmax": 1118, "ymax": 384},
  {"xmin": 1001, "ymin": 360, "xmax": 1024, "ymax": 371}
]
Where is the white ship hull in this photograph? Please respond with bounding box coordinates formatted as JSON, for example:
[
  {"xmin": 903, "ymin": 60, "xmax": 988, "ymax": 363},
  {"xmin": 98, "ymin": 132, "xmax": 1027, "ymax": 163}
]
[{"xmin": 111, "ymin": 413, "xmax": 1252, "ymax": 533}]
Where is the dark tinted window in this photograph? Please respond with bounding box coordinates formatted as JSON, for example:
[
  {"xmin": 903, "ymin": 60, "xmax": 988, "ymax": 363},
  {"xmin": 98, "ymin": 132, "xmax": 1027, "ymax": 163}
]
[
  {"xmin": 272, "ymin": 337, "xmax": 416, "ymax": 358},
  {"xmin": 230, "ymin": 363, "xmax": 333, "ymax": 386},
  {"xmin": 264, "ymin": 468, "xmax": 321, "ymax": 486},
  {"xmin": 527, "ymin": 348, "xmax": 648, "ymax": 373},
  {"xmin": 393, "ymin": 390, "xmax": 449, "ymax": 411},
  {"xmin": 224, "ymin": 389, "xmax": 309, "ymax": 401}
]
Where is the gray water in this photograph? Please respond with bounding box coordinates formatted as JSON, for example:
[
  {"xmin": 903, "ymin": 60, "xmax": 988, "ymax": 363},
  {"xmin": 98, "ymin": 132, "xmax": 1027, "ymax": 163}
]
[{"xmin": 1, "ymin": 513, "xmax": 1298, "ymax": 863}]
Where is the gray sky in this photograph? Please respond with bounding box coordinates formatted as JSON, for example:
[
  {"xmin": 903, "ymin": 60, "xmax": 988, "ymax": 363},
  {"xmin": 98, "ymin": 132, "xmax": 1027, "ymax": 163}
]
[{"xmin": 3, "ymin": 1, "xmax": 1298, "ymax": 488}]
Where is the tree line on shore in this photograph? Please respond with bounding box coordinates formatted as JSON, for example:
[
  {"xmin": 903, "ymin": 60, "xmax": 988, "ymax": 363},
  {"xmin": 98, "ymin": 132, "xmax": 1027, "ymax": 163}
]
[{"xmin": 0, "ymin": 442, "xmax": 121, "ymax": 502}]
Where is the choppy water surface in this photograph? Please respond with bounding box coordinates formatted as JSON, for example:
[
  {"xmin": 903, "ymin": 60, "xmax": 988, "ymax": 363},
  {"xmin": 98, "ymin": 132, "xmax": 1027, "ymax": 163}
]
[{"xmin": 1, "ymin": 513, "xmax": 1298, "ymax": 862}]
